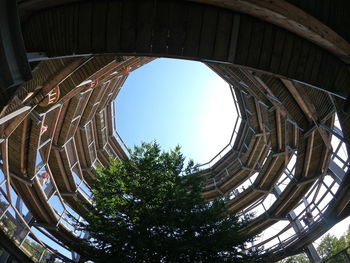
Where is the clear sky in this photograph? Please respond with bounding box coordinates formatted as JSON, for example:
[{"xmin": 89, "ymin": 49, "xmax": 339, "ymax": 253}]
[{"xmin": 115, "ymin": 58, "xmax": 236, "ymax": 165}]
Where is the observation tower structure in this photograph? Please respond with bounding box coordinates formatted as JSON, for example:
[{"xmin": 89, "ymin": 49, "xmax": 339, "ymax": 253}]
[{"xmin": 0, "ymin": 0, "xmax": 349, "ymax": 262}]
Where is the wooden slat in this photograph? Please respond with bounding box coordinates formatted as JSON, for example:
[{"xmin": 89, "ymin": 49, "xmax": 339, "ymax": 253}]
[
  {"xmin": 198, "ymin": 5, "xmax": 218, "ymax": 59},
  {"xmin": 91, "ymin": 2, "xmax": 108, "ymax": 52},
  {"xmin": 168, "ymin": 1, "xmax": 188, "ymax": 56},
  {"xmin": 105, "ymin": 1, "xmax": 122, "ymax": 53},
  {"xmin": 183, "ymin": 3, "xmax": 203, "ymax": 57},
  {"xmin": 190, "ymin": 0, "xmax": 350, "ymax": 63},
  {"xmin": 77, "ymin": 2, "xmax": 92, "ymax": 54},
  {"xmin": 135, "ymin": 1, "xmax": 154, "ymax": 53},
  {"xmin": 212, "ymin": 9, "xmax": 233, "ymax": 61},
  {"xmin": 120, "ymin": 1, "xmax": 137, "ymax": 52},
  {"xmin": 152, "ymin": 1, "xmax": 170, "ymax": 55}
]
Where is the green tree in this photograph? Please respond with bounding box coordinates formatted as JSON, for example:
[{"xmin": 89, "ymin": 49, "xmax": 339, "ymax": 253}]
[
  {"xmin": 278, "ymin": 253, "xmax": 310, "ymax": 263},
  {"xmin": 317, "ymin": 234, "xmax": 346, "ymax": 258},
  {"xmin": 279, "ymin": 226, "xmax": 350, "ymax": 263},
  {"xmin": 22, "ymin": 239, "xmax": 47, "ymax": 262},
  {"xmin": 79, "ymin": 142, "xmax": 261, "ymax": 263},
  {"xmin": 317, "ymin": 233, "xmax": 347, "ymax": 263},
  {"xmin": 344, "ymin": 225, "xmax": 350, "ymax": 246}
]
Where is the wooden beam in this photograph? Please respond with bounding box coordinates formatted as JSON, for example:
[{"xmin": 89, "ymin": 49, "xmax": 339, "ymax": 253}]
[
  {"xmin": 298, "ymin": 175, "xmax": 320, "ymax": 186},
  {"xmin": 276, "ymin": 110, "xmax": 282, "ymax": 151},
  {"xmin": 60, "ymin": 58, "xmax": 136, "ymax": 104},
  {"xmin": 3, "ymin": 106, "xmax": 34, "ymax": 138},
  {"xmin": 282, "ymin": 79, "xmax": 317, "ymax": 121},
  {"xmin": 272, "ymin": 151, "xmax": 286, "ymax": 158},
  {"xmin": 303, "ymin": 131, "xmax": 315, "ymax": 178},
  {"xmin": 254, "ymin": 98, "xmax": 267, "ymax": 144},
  {"xmin": 242, "ymin": 166, "xmax": 259, "ymax": 173},
  {"xmin": 60, "ymin": 191, "xmax": 77, "ymax": 197},
  {"xmin": 32, "ymin": 222, "xmax": 58, "ymax": 231},
  {"xmin": 259, "ymin": 157, "xmax": 278, "ymax": 187},
  {"xmin": 53, "ymin": 150, "xmax": 72, "ymax": 192},
  {"xmin": 0, "ymin": 106, "xmax": 31, "ymax": 125},
  {"xmin": 293, "ymin": 125, "xmax": 298, "ymax": 148},
  {"xmin": 22, "ymin": 182, "xmax": 52, "ymax": 223},
  {"xmin": 8, "ymin": 171, "xmax": 33, "ymax": 185},
  {"xmin": 247, "ymin": 136, "xmax": 262, "ymax": 167},
  {"xmin": 282, "ymin": 79, "xmax": 332, "ymax": 150},
  {"xmin": 1, "ymin": 140, "xmax": 12, "ymax": 203},
  {"xmin": 190, "ymin": 0, "xmax": 350, "ymax": 63},
  {"xmin": 220, "ymin": 170, "xmax": 245, "ymax": 190},
  {"xmin": 321, "ymin": 115, "xmax": 335, "ymax": 172},
  {"xmin": 251, "ymin": 74, "xmax": 288, "ymax": 117},
  {"xmin": 254, "ymin": 188, "xmax": 269, "ymax": 194},
  {"xmin": 41, "ymin": 57, "xmax": 87, "ymax": 95}
]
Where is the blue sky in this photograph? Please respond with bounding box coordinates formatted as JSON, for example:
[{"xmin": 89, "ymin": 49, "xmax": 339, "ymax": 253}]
[{"xmin": 115, "ymin": 58, "xmax": 236, "ymax": 165}]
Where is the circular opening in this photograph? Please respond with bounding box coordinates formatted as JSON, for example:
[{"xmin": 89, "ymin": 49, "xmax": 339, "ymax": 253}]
[{"xmin": 115, "ymin": 58, "xmax": 238, "ymax": 164}]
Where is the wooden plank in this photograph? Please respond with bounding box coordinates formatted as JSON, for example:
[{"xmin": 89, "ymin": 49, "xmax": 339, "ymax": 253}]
[
  {"xmin": 246, "ymin": 18, "xmax": 265, "ymax": 68},
  {"xmin": 254, "ymin": 99, "xmax": 265, "ymax": 134},
  {"xmin": 152, "ymin": 1, "xmax": 170, "ymax": 55},
  {"xmin": 321, "ymin": 55, "xmax": 342, "ymax": 96},
  {"xmin": 270, "ymin": 28, "xmax": 286, "ymax": 74},
  {"xmin": 259, "ymin": 22, "xmax": 276, "ymax": 71},
  {"xmin": 287, "ymin": 36, "xmax": 303, "ymax": 79},
  {"xmin": 183, "ymin": 3, "xmax": 203, "ymax": 58},
  {"xmin": 282, "ymin": 79, "xmax": 317, "ymax": 121},
  {"xmin": 296, "ymin": 39, "xmax": 312, "ymax": 82},
  {"xmin": 105, "ymin": 1, "xmax": 122, "ymax": 53},
  {"xmin": 97, "ymin": 80, "xmax": 114, "ymax": 111},
  {"xmin": 27, "ymin": 121, "xmax": 41, "ymax": 177},
  {"xmin": 302, "ymin": 41, "xmax": 317, "ymax": 84},
  {"xmin": 253, "ymin": 75, "xmax": 287, "ymax": 118},
  {"xmin": 75, "ymin": 130, "xmax": 88, "ymax": 167},
  {"xmin": 333, "ymin": 66, "xmax": 349, "ymax": 99},
  {"xmin": 224, "ymin": 14, "xmax": 239, "ymax": 63},
  {"xmin": 135, "ymin": 1, "xmax": 154, "ymax": 54},
  {"xmin": 198, "ymin": 5, "xmax": 219, "ymax": 59},
  {"xmin": 309, "ymin": 48, "xmax": 323, "ymax": 86},
  {"xmin": 41, "ymin": 58, "xmax": 85, "ymax": 95},
  {"xmin": 259, "ymin": 157, "xmax": 278, "ymax": 188},
  {"xmin": 23, "ymin": 13, "xmax": 44, "ymax": 52},
  {"xmin": 293, "ymin": 125, "xmax": 298, "ymax": 148},
  {"xmin": 0, "ymin": 106, "xmax": 31, "ymax": 126},
  {"xmin": 212, "ymin": 9, "xmax": 233, "ymax": 61},
  {"xmin": 246, "ymin": 137, "xmax": 261, "ymax": 167},
  {"xmin": 55, "ymin": 150, "xmax": 73, "ymax": 192},
  {"xmin": 282, "ymin": 79, "xmax": 333, "ymax": 149},
  {"xmin": 57, "ymin": 97, "xmax": 80, "ymax": 146},
  {"xmin": 42, "ymin": 8, "xmax": 58, "ymax": 55},
  {"xmin": 33, "ymin": 179, "xmax": 59, "ymax": 223},
  {"xmin": 303, "ymin": 131, "xmax": 315, "ymax": 178},
  {"xmin": 77, "ymin": 2, "xmax": 93, "ymax": 54},
  {"xmin": 276, "ymin": 110, "xmax": 282, "ymax": 151},
  {"xmin": 120, "ymin": 1, "xmax": 137, "ymax": 52},
  {"xmin": 2, "ymin": 140, "xmax": 11, "ymax": 203},
  {"xmin": 167, "ymin": 2, "xmax": 188, "ymax": 56},
  {"xmin": 190, "ymin": 0, "xmax": 350, "ymax": 63},
  {"xmin": 235, "ymin": 15, "xmax": 253, "ymax": 65},
  {"xmin": 62, "ymin": 4, "xmax": 78, "ymax": 55},
  {"xmin": 91, "ymin": 2, "xmax": 108, "ymax": 52},
  {"xmin": 279, "ymin": 34, "xmax": 295, "ymax": 76}
]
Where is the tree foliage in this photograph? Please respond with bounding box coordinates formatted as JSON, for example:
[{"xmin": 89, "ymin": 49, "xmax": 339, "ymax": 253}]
[
  {"xmin": 80, "ymin": 142, "xmax": 260, "ymax": 262},
  {"xmin": 279, "ymin": 225, "xmax": 350, "ymax": 263},
  {"xmin": 317, "ymin": 233, "xmax": 346, "ymax": 260},
  {"xmin": 279, "ymin": 253, "xmax": 309, "ymax": 263}
]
